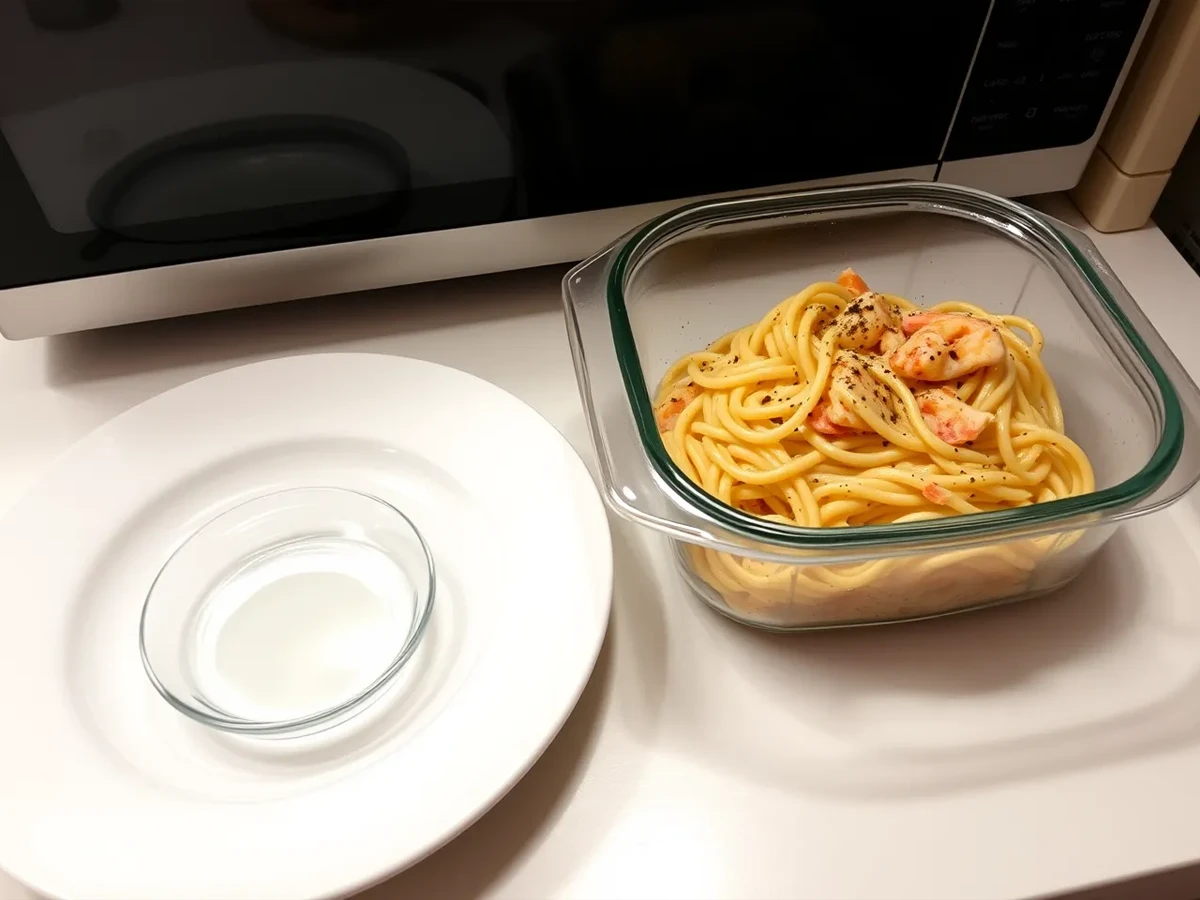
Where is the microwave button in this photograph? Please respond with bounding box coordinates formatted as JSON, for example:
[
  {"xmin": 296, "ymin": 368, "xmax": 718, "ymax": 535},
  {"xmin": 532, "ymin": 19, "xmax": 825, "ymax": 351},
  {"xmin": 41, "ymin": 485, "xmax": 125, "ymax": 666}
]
[
  {"xmin": 1049, "ymin": 101, "xmax": 1093, "ymax": 121},
  {"xmin": 967, "ymin": 111, "xmax": 1013, "ymax": 129}
]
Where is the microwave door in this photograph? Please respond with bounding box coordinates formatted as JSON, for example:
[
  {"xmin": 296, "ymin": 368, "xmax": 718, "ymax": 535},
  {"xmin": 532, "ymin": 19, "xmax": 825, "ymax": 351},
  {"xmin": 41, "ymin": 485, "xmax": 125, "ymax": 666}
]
[{"xmin": 0, "ymin": 1, "xmax": 986, "ymax": 300}]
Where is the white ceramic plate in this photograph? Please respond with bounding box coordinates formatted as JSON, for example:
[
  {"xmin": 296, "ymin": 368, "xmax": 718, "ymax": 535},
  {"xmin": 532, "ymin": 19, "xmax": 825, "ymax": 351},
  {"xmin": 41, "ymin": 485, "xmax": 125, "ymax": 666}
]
[{"xmin": 0, "ymin": 353, "xmax": 612, "ymax": 900}]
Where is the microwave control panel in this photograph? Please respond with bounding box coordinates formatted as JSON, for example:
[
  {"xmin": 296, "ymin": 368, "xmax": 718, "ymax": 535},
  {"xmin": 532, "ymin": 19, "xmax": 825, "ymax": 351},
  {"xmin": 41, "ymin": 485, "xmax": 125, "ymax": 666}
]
[{"xmin": 945, "ymin": 0, "xmax": 1153, "ymax": 160}]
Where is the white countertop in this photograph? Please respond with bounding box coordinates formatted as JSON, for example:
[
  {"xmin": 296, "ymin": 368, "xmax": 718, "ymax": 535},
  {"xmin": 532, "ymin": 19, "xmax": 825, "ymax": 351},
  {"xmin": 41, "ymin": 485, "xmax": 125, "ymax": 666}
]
[{"xmin": 5, "ymin": 196, "xmax": 1200, "ymax": 900}]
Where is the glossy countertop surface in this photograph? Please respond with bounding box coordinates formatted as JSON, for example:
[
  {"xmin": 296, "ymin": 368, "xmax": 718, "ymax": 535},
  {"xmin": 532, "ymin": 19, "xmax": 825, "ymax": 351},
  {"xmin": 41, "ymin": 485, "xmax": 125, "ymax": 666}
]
[{"xmin": 3, "ymin": 196, "xmax": 1200, "ymax": 900}]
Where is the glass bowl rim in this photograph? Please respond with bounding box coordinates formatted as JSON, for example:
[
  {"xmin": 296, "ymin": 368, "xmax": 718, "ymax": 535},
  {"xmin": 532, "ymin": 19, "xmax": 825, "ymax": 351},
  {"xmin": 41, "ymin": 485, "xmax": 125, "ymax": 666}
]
[
  {"xmin": 138, "ymin": 485, "xmax": 436, "ymax": 737},
  {"xmin": 604, "ymin": 181, "xmax": 1185, "ymax": 549}
]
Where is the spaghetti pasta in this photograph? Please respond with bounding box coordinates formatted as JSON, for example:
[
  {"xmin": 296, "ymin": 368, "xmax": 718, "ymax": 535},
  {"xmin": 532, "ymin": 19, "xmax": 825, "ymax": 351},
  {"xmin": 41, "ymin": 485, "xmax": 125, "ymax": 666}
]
[{"xmin": 653, "ymin": 268, "xmax": 1096, "ymax": 625}]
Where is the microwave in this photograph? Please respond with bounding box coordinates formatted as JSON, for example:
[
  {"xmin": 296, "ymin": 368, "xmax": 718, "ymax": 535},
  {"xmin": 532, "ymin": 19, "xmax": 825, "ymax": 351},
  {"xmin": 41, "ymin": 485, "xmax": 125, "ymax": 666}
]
[{"xmin": 0, "ymin": 0, "xmax": 1158, "ymax": 339}]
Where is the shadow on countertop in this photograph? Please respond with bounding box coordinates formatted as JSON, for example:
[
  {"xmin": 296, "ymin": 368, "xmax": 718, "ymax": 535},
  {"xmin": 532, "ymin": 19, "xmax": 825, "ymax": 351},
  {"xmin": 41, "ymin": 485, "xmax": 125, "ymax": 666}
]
[{"xmin": 352, "ymin": 518, "xmax": 668, "ymax": 900}]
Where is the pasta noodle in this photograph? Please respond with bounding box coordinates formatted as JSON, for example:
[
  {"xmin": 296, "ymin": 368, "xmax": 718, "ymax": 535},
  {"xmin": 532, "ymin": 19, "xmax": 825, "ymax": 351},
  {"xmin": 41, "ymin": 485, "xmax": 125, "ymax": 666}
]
[{"xmin": 653, "ymin": 269, "xmax": 1096, "ymax": 625}]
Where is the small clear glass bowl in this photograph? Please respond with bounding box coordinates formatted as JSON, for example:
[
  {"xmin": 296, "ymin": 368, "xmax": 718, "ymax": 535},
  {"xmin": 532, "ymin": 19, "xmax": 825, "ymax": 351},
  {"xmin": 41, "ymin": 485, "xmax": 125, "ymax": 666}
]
[{"xmin": 139, "ymin": 487, "xmax": 435, "ymax": 738}]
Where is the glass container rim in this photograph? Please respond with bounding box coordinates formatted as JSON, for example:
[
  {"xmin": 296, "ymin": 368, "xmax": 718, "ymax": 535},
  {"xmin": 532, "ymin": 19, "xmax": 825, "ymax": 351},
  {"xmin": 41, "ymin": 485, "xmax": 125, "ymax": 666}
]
[{"xmin": 603, "ymin": 181, "xmax": 1186, "ymax": 548}]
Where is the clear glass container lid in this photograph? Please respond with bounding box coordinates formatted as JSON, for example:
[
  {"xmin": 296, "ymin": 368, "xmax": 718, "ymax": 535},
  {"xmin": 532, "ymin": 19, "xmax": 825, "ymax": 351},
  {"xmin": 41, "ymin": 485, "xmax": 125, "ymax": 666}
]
[{"xmin": 562, "ymin": 181, "xmax": 1200, "ymax": 565}]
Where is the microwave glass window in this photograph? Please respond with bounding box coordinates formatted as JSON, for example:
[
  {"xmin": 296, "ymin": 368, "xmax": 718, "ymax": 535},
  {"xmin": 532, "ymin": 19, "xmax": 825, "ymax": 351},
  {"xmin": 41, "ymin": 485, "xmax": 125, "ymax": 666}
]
[{"xmin": 0, "ymin": 1, "xmax": 988, "ymax": 290}]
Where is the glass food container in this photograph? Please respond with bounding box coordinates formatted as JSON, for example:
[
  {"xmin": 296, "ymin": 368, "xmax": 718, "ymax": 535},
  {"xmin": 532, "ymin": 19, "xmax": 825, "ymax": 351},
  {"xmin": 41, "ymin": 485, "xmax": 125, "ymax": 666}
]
[{"xmin": 562, "ymin": 181, "xmax": 1200, "ymax": 630}]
